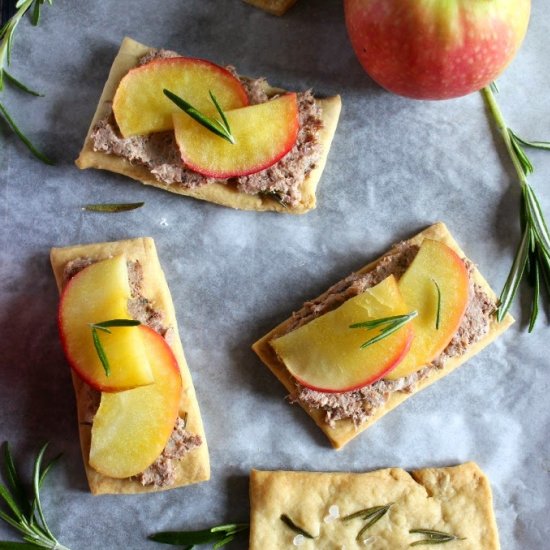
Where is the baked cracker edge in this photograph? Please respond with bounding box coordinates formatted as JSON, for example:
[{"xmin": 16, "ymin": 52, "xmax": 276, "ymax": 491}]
[
  {"xmin": 75, "ymin": 36, "xmax": 342, "ymax": 214},
  {"xmin": 50, "ymin": 237, "xmax": 210, "ymax": 494},
  {"xmin": 251, "ymin": 222, "xmax": 514, "ymax": 449}
]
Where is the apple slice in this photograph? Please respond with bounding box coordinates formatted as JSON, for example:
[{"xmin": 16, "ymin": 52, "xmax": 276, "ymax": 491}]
[
  {"xmin": 58, "ymin": 255, "xmax": 153, "ymax": 392},
  {"xmin": 385, "ymin": 239, "xmax": 469, "ymax": 380},
  {"xmin": 271, "ymin": 276, "xmax": 414, "ymax": 393},
  {"xmin": 89, "ymin": 325, "xmax": 182, "ymax": 479},
  {"xmin": 173, "ymin": 93, "xmax": 299, "ymax": 178},
  {"xmin": 113, "ymin": 57, "xmax": 249, "ymax": 137}
]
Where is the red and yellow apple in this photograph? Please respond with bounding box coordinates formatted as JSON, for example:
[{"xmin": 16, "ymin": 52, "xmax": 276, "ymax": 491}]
[
  {"xmin": 173, "ymin": 93, "xmax": 299, "ymax": 178},
  {"xmin": 58, "ymin": 255, "xmax": 154, "ymax": 392},
  {"xmin": 344, "ymin": 0, "xmax": 530, "ymax": 99},
  {"xmin": 271, "ymin": 275, "xmax": 414, "ymax": 392},
  {"xmin": 385, "ymin": 239, "xmax": 469, "ymax": 380},
  {"xmin": 113, "ymin": 57, "xmax": 249, "ymax": 137},
  {"xmin": 89, "ymin": 326, "xmax": 182, "ymax": 478}
]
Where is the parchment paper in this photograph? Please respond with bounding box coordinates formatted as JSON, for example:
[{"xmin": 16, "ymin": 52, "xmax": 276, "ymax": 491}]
[{"xmin": 1, "ymin": 1, "xmax": 549, "ymax": 548}]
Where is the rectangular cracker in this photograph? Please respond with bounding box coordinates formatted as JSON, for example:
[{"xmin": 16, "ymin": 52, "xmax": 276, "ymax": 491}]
[
  {"xmin": 249, "ymin": 463, "xmax": 500, "ymax": 549},
  {"xmin": 252, "ymin": 222, "xmax": 514, "ymax": 449},
  {"xmin": 243, "ymin": 0, "xmax": 298, "ymax": 16},
  {"xmin": 76, "ymin": 37, "xmax": 341, "ymax": 214},
  {"xmin": 50, "ymin": 237, "xmax": 210, "ymax": 494}
]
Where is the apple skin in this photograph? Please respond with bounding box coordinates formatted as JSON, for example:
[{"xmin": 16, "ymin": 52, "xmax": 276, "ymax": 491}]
[
  {"xmin": 290, "ymin": 325, "xmax": 413, "ymax": 393},
  {"xmin": 113, "ymin": 57, "xmax": 249, "ymax": 137},
  {"xmin": 344, "ymin": 0, "xmax": 530, "ymax": 100},
  {"xmin": 173, "ymin": 93, "xmax": 299, "ymax": 179}
]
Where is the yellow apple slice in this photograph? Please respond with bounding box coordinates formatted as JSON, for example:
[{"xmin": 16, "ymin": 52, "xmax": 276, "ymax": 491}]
[
  {"xmin": 385, "ymin": 239, "xmax": 469, "ymax": 380},
  {"xmin": 271, "ymin": 276, "xmax": 414, "ymax": 392},
  {"xmin": 58, "ymin": 255, "xmax": 153, "ymax": 392},
  {"xmin": 113, "ymin": 57, "xmax": 249, "ymax": 137},
  {"xmin": 89, "ymin": 326, "xmax": 182, "ymax": 479},
  {"xmin": 173, "ymin": 93, "xmax": 299, "ymax": 178}
]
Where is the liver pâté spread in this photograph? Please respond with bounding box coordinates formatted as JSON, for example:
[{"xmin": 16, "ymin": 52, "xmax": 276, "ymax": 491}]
[
  {"xmin": 91, "ymin": 49, "xmax": 324, "ymax": 208},
  {"xmin": 63, "ymin": 257, "xmax": 202, "ymax": 488},
  {"xmin": 278, "ymin": 242, "xmax": 495, "ymax": 428}
]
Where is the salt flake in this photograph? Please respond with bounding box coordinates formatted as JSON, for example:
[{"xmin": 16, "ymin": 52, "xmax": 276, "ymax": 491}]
[{"xmin": 329, "ymin": 504, "xmax": 340, "ymax": 518}]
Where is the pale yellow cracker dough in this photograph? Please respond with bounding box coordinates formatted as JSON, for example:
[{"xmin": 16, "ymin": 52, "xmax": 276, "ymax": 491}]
[
  {"xmin": 243, "ymin": 0, "xmax": 298, "ymax": 16},
  {"xmin": 50, "ymin": 237, "xmax": 210, "ymax": 494},
  {"xmin": 249, "ymin": 463, "xmax": 500, "ymax": 549},
  {"xmin": 76, "ymin": 37, "xmax": 342, "ymax": 214},
  {"xmin": 252, "ymin": 222, "xmax": 514, "ymax": 449}
]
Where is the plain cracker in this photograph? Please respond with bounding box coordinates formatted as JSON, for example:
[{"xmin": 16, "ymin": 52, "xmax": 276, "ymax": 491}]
[{"xmin": 249, "ymin": 463, "xmax": 500, "ymax": 549}]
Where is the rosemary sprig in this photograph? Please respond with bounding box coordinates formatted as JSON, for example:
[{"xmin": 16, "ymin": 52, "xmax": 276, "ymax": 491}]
[
  {"xmin": 342, "ymin": 504, "xmax": 392, "ymax": 541},
  {"xmin": 0, "ymin": 0, "xmax": 53, "ymax": 163},
  {"xmin": 149, "ymin": 522, "xmax": 249, "ymax": 549},
  {"xmin": 89, "ymin": 319, "xmax": 141, "ymax": 376},
  {"xmin": 280, "ymin": 514, "xmax": 315, "ymax": 539},
  {"xmin": 0, "ymin": 442, "xmax": 70, "ymax": 550},
  {"xmin": 481, "ymin": 85, "xmax": 550, "ymax": 331},
  {"xmin": 163, "ymin": 89, "xmax": 235, "ymax": 144},
  {"xmin": 432, "ymin": 279, "xmax": 441, "ymax": 330},
  {"xmin": 82, "ymin": 202, "xmax": 144, "ymax": 213},
  {"xmin": 350, "ymin": 311, "xmax": 417, "ymax": 349},
  {"xmin": 409, "ymin": 528, "xmax": 465, "ymax": 546}
]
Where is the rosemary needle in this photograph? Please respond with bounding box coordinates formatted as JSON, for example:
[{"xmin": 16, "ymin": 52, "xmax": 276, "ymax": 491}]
[
  {"xmin": 432, "ymin": 279, "xmax": 442, "ymax": 330},
  {"xmin": 163, "ymin": 88, "xmax": 235, "ymax": 144},
  {"xmin": 89, "ymin": 319, "xmax": 141, "ymax": 376},
  {"xmin": 280, "ymin": 514, "xmax": 315, "ymax": 539},
  {"xmin": 409, "ymin": 528, "xmax": 465, "ymax": 546},
  {"xmin": 481, "ymin": 85, "xmax": 550, "ymax": 331},
  {"xmin": 350, "ymin": 311, "xmax": 417, "ymax": 349},
  {"xmin": 342, "ymin": 504, "xmax": 392, "ymax": 541},
  {"xmin": 0, "ymin": 101, "xmax": 53, "ymax": 164},
  {"xmin": 82, "ymin": 202, "xmax": 144, "ymax": 213},
  {"xmin": 149, "ymin": 522, "xmax": 249, "ymax": 548}
]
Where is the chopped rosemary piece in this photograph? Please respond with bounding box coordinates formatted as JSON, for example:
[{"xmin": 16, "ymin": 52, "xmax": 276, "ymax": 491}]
[
  {"xmin": 432, "ymin": 279, "xmax": 441, "ymax": 330},
  {"xmin": 163, "ymin": 88, "xmax": 235, "ymax": 144},
  {"xmin": 149, "ymin": 522, "xmax": 249, "ymax": 548},
  {"xmin": 409, "ymin": 528, "xmax": 465, "ymax": 546},
  {"xmin": 82, "ymin": 202, "xmax": 144, "ymax": 213},
  {"xmin": 350, "ymin": 311, "xmax": 417, "ymax": 349},
  {"xmin": 342, "ymin": 504, "xmax": 392, "ymax": 541},
  {"xmin": 481, "ymin": 84, "xmax": 550, "ymax": 331},
  {"xmin": 0, "ymin": 442, "xmax": 70, "ymax": 550},
  {"xmin": 280, "ymin": 514, "xmax": 315, "ymax": 539},
  {"xmin": 89, "ymin": 319, "xmax": 141, "ymax": 376}
]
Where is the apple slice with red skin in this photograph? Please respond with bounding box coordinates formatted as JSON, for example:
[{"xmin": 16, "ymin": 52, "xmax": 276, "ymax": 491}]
[
  {"xmin": 89, "ymin": 325, "xmax": 182, "ymax": 479},
  {"xmin": 173, "ymin": 93, "xmax": 299, "ymax": 179},
  {"xmin": 113, "ymin": 57, "xmax": 249, "ymax": 137},
  {"xmin": 385, "ymin": 239, "xmax": 469, "ymax": 380},
  {"xmin": 58, "ymin": 255, "xmax": 154, "ymax": 392},
  {"xmin": 271, "ymin": 276, "xmax": 414, "ymax": 393}
]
